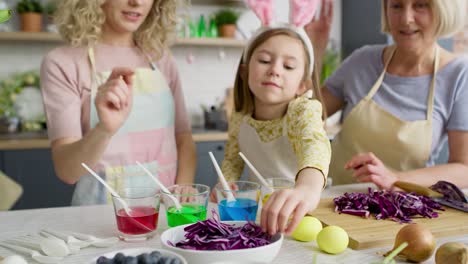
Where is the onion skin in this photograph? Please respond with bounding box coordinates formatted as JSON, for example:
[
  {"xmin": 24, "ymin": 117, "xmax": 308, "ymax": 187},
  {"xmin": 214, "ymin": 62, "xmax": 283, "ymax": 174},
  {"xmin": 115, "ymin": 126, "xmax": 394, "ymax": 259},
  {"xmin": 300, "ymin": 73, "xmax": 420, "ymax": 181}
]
[
  {"xmin": 386, "ymin": 223, "xmax": 436, "ymax": 263},
  {"xmin": 435, "ymin": 242, "xmax": 468, "ymax": 264}
]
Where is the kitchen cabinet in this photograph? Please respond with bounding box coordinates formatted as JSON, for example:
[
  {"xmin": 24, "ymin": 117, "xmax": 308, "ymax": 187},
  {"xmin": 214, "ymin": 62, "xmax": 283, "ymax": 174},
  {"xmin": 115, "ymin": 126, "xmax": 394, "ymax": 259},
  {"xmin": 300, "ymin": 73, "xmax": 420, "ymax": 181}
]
[
  {"xmin": 194, "ymin": 141, "xmax": 226, "ymax": 189},
  {"xmin": 1, "ymin": 148, "xmax": 75, "ymax": 210},
  {"xmin": 194, "ymin": 140, "xmax": 248, "ymax": 189}
]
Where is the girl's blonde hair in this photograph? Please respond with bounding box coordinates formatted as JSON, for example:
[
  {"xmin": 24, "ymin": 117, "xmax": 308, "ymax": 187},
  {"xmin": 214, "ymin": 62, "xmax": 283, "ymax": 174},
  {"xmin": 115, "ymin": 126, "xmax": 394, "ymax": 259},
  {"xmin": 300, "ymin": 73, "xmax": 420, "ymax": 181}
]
[
  {"xmin": 234, "ymin": 29, "xmax": 327, "ymax": 120},
  {"xmin": 54, "ymin": 0, "xmax": 183, "ymax": 59},
  {"xmin": 381, "ymin": 0, "xmax": 466, "ymax": 38}
]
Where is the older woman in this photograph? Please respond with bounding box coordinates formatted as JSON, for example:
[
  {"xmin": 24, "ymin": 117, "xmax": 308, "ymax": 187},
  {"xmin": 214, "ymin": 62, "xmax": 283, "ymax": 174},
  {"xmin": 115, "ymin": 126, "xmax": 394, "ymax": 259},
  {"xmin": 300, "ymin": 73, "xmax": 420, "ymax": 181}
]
[
  {"xmin": 40, "ymin": 0, "xmax": 196, "ymax": 205},
  {"xmin": 307, "ymin": 0, "xmax": 468, "ymax": 189}
]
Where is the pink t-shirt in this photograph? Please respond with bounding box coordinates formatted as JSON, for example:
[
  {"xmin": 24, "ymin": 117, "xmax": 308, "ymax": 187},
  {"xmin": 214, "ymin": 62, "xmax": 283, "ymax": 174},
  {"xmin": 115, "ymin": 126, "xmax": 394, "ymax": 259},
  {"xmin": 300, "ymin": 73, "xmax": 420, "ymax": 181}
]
[{"xmin": 40, "ymin": 43, "xmax": 191, "ymax": 141}]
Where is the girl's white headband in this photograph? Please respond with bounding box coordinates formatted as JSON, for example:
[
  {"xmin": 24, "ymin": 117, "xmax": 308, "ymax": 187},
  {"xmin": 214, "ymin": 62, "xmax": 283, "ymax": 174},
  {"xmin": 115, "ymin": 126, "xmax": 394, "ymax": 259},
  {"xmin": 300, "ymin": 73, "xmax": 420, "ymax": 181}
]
[{"xmin": 242, "ymin": 0, "xmax": 319, "ymax": 76}]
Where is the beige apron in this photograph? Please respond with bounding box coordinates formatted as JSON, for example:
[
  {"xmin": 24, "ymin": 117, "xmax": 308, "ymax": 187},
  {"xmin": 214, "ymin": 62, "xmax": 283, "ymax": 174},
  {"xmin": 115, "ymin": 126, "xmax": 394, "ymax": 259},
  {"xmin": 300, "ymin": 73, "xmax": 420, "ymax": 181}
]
[
  {"xmin": 238, "ymin": 116, "xmax": 298, "ymax": 182},
  {"xmin": 330, "ymin": 46, "xmax": 439, "ymax": 185},
  {"xmin": 71, "ymin": 47, "xmax": 177, "ymax": 205},
  {"xmin": 0, "ymin": 171, "xmax": 22, "ymax": 210}
]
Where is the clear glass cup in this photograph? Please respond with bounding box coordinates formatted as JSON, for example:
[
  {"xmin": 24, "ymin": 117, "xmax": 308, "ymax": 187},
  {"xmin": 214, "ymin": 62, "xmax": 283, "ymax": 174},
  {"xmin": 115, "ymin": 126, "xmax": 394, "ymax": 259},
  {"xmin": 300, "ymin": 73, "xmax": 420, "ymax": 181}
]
[
  {"xmin": 261, "ymin": 178, "xmax": 295, "ymax": 205},
  {"xmin": 215, "ymin": 181, "xmax": 260, "ymax": 221},
  {"xmin": 111, "ymin": 187, "xmax": 160, "ymax": 241},
  {"xmin": 162, "ymin": 184, "xmax": 210, "ymax": 227}
]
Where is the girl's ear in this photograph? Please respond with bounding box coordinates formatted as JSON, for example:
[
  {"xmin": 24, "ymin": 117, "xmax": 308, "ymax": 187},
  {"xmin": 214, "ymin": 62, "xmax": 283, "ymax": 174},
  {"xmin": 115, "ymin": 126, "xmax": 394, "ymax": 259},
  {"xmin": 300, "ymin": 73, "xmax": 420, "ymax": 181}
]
[
  {"xmin": 239, "ymin": 64, "xmax": 248, "ymax": 81},
  {"xmin": 296, "ymin": 79, "xmax": 311, "ymax": 96}
]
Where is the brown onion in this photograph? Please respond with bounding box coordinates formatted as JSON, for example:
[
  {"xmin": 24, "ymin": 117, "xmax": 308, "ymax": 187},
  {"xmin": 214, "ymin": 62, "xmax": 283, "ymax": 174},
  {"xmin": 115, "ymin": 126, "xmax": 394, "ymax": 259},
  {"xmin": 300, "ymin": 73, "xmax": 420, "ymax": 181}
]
[
  {"xmin": 435, "ymin": 242, "xmax": 468, "ymax": 264},
  {"xmin": 385, "ymin": 223, "xmax": 435, "ymax": 263}
]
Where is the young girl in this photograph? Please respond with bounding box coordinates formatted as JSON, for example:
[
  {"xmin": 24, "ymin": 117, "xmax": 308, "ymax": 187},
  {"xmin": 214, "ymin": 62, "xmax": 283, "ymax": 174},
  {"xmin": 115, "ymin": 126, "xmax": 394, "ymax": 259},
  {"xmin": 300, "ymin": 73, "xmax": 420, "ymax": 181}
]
[
  {"xmin": 40, "ymin": 0, "xmax": 196, "ymax": 205},
  {"xmin": 220, "ymin": 1, "xmax": 331, "ymax": 235}
]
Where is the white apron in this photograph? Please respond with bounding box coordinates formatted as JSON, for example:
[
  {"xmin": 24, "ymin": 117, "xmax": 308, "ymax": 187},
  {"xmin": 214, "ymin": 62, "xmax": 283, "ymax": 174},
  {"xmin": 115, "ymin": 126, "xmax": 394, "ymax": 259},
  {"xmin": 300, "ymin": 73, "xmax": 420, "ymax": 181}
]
[
  {"xmin": 330, "ymin": 46, "xmax": 439, "ymax": 185},
  {"xmin": 71, "ymin": 47, "xmax": 178, "ymax": 205},
  {"xmin": 238, "ymin": 116, "xmax": 298, "ymax": 182}
]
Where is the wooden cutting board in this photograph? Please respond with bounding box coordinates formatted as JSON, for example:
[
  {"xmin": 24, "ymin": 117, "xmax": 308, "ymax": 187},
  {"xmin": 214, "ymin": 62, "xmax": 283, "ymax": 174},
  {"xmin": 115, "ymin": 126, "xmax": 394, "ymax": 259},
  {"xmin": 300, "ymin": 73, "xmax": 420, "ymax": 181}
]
[{"xmin": 312, "ymin": 199, "xmax": 468, "ymax": 250}]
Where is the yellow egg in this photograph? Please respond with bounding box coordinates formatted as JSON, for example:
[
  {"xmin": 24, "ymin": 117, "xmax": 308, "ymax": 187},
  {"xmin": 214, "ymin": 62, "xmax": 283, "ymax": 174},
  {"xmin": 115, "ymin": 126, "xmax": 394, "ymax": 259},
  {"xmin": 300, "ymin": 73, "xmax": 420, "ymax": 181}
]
[
  {"xmin": 291, "ymin": 216, "xmax": 323, "ymax": 242},
  {"xmin": 316, "ymin": 225, "xmax": 349, "ymax": 254}
]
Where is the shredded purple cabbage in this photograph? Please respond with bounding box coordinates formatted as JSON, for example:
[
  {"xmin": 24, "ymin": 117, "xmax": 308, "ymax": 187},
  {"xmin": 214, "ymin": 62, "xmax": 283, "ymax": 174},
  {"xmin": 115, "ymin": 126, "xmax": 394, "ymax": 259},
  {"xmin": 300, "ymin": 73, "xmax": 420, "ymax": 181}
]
[
  {"xmin": 333, "ymin": 188, "xmax": 444, "ymax": 223},
  {"xmin": 169, "ymin": 211, "xmax": 271, "ymax": 251},
  {"xmin": 430, "ymin": 180, "xmax": 468, "ymax": 202},
  {"xmin": 430, "ymin": 181, "xmax": 468, "ymax": 212}
]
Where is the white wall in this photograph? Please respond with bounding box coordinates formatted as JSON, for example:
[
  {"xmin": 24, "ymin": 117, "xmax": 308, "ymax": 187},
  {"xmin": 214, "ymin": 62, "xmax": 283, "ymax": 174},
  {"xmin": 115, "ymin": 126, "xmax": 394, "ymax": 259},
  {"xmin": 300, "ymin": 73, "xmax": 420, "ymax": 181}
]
[{"xmin": 0, "ymin": 0, "xmax": 341, "ymax": 127}]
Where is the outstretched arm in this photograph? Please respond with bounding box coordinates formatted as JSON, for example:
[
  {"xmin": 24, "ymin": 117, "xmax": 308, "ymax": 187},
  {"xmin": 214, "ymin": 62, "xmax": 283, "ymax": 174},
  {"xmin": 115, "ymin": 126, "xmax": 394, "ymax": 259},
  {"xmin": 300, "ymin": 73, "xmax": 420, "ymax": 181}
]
[{"xmin": 346, "ymin": 131, "xmax": 468, "ymax": 189}]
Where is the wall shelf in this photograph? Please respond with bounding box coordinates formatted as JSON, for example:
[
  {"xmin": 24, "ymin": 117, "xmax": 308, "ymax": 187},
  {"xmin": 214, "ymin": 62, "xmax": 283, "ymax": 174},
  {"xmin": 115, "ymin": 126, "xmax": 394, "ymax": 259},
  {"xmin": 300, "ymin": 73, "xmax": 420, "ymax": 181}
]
[
  {"xmin": 0, "ymin": 32, "xmax": 62, "ymax": 42},
  {"xmin": 174, "ymin": 37, "xmax": 245, "ymax": 47},
  {"xmin": 0, "ymin": 32, "xmax": 246, "ymax": 47}
]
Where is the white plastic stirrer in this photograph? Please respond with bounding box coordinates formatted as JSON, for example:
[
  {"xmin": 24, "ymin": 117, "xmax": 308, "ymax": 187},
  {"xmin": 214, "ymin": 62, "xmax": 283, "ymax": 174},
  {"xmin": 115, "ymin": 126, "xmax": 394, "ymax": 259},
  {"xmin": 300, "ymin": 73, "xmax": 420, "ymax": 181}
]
[
  {"xmin": 238, "ymin": 152, "xmax": 274, "ymax": 192},
  {"xmin": 80, "ymin": 163, "xmax": 153, "ymax": 232},
  {"xmin": 135, "ymin": 161, "xmax": 182, "ymax": 210},
  {"xmin": 208, "ymin": 152, "xmax": 236, "ymax": 202}
]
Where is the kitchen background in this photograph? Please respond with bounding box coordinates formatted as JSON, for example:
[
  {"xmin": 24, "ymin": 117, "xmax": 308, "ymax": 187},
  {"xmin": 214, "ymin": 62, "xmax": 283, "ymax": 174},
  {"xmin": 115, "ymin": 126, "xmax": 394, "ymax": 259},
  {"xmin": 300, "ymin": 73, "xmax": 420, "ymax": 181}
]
[
  {"xmin": 0, "ymin": 0, "xmax": 467, "ymax": 210},
  {"xmin": 0, "ymin": 0, "xmax": 342, "ymax": 128}
]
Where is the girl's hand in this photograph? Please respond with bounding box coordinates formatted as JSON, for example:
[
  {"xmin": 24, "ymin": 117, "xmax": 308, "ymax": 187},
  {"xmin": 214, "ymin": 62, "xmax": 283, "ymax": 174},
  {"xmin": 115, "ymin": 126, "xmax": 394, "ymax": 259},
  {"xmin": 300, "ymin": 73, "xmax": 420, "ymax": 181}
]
[
  {"xmin": 95, "ymin": 67, "xmax": 134, "ymax": 136},
  {"xmin": 345, "ymin": 152, "xmax": 399, "ymax": 190},
  {"xmin": 304, "ymin": 0, "xmax": 334, "ymax": 62},
  {"xmin": 260, "ymin": 186, "xmax": 320, "ymax": 235}
]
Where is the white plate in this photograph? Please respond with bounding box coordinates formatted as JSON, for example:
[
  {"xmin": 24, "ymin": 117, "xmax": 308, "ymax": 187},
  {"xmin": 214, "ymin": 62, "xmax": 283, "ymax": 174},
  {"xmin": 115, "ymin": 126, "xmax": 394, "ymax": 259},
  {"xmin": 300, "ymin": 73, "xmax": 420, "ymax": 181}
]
[{"xmin": 89, "ymin": 247, "xmax": 187, "ymax": 264}]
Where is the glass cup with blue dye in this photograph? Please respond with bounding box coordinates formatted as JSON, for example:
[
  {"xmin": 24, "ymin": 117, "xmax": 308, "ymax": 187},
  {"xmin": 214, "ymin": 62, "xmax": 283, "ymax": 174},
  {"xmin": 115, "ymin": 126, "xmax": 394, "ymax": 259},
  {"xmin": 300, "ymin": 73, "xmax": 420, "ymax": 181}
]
[
  {"xmin": 215, "ymin": 181, "xmax": 260, "ymax": 221},
  {"xmin": 162, "ymin": 184, "xmax": 210, "ymax": 227},
  {"xmin": 261, "ymin": 178, "xmax": 295, "ymax": 205}
]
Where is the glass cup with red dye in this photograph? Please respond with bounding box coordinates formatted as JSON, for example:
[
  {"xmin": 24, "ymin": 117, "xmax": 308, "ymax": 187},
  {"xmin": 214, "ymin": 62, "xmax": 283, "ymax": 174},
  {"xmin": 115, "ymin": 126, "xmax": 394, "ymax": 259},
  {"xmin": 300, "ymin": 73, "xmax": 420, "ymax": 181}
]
[{"xmin": 111, "ymin": 187, "xmax": 160, "ymax": 241}]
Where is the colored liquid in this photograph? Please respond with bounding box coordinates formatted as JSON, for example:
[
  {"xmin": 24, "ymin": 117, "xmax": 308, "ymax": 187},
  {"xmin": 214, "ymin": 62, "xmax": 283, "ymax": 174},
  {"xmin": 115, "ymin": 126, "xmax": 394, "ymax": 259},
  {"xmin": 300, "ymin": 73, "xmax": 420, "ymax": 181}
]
[
  {"xmin": 218, "ymin": 198, "xmax": 258, "ymax": 221},
  {"xmin": 115, "ymin": 206, "xmax": 158, "ymax": 235},
  {"xmin": 166, "ymin": 204, "xmax": 207, "ymax": 227}
]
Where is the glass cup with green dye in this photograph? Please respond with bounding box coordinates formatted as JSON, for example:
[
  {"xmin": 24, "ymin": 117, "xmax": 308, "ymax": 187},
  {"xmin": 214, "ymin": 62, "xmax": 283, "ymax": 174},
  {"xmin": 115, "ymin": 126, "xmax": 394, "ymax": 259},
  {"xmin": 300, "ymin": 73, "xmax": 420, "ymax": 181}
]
[{"xmin": 162, "ymin": 183, "xmax": 209, "ymax": 227}]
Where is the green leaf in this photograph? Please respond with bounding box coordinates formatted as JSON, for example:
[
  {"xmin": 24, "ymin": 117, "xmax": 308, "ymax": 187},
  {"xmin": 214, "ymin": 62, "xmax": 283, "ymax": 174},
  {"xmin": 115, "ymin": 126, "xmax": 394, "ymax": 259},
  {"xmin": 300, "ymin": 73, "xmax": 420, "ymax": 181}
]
[{"xmin": 214, "ymin": 9, "xmax": 240, "ymax": 26}]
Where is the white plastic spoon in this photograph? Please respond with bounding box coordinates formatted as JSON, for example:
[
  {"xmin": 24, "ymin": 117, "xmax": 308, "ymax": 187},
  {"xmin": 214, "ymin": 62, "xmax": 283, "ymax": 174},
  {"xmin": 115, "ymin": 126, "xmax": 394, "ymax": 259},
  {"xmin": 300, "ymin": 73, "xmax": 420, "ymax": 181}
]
[
  {"xmin": 69, "ymin": 232, "xmax": 118, "ymax": 248},
  {"xmin": 238, "ymin": 152, "xmax": 274, "ymax": 193},
  {"xmin": 0, "ymin": 255, "xmax": 28, "ymax": 264},
  {"xmin": 0, "ymin": 242, "xmax": 63, "ymax": 264},
  {"xmin": 80, "ymin": 163, "xmax": 133, "ymax": 214},
  {"xmin": 209, "ymin": 152, "xmax": 236, "ymax": 202},
  {"xmin": 41, "ymin": 229, "xmax": 90, "ymax": 249},
  {"xmin": 7, "ymin": 236, "xmax": 70, "ymax": 257},
  {"xmin": 38, "ymin": 231, "xmax": 80, "ymax": 254},
  {"xmin": 135, "ymin": 161, "xmax": 182, "ymax": 210}
]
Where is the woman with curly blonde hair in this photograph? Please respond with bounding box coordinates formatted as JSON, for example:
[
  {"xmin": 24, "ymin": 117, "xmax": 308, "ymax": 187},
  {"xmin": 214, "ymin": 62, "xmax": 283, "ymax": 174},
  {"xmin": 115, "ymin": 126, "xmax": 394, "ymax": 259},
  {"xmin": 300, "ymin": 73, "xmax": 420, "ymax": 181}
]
[{"xmin": 40, "ymin": 0, "xmax": 196, "ymax": 205}]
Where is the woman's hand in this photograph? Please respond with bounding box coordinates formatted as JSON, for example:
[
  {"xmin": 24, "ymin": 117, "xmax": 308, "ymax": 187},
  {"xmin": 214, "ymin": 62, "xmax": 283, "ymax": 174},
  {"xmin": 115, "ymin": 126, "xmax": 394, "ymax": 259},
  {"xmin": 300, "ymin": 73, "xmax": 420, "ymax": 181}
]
[
  {"xmin": 345, "ymin": 152, "xmax": 400, "ymax": 190},
  {"xmin": 95, "ymin": 67, "xmax": 134, "ymax": 136},
  {"xmin": 260, "ymin": 185, "xmax": 320, "ymax": 236},
  {"xmin": 304, "ymin": 0, "xmax": 334, "ymax": 63}
]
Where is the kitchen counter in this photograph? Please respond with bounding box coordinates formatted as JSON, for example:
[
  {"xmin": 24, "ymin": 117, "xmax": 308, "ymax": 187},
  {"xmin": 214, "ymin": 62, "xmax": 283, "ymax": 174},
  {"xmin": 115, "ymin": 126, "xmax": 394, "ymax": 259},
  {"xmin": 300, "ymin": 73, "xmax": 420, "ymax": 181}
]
[
  {"xmin": 0, "ymin": 124, "xmax": 342, "ymax": 150},
  {"xmin": 0, "ymin": 129, "xmax": 228, "ymax": 150},
  {"xmin": 0, "ymin": 183, "xmax": 466, "ymax": 264}
]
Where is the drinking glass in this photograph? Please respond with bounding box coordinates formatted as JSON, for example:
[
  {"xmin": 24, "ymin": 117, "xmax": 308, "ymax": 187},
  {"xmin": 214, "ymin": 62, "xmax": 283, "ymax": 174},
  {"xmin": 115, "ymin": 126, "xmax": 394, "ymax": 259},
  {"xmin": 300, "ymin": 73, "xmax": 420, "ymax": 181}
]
[
  {"xmin": 215, "ymin": 181, "xmax": 260, "ymax": 221},
  {"xmin": 162, "ymin": 184, "xmax": 210, "ymax": 227},
  {"xmin": 111, "ymin": 187, "xmax": 160, "ymax": 241}
]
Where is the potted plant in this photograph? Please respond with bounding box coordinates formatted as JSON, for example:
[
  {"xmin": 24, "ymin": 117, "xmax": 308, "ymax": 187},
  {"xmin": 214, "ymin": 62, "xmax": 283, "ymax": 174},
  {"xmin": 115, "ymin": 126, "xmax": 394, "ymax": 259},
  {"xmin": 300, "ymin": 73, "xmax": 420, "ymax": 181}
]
[
  {"xmin": 16, "ymin": 0, "xmax": 44, "ymax": 32},
  {"xmin": 214, "ymin": 9, "xmax": 239, "ymax": 38},
  {"xmin": 45, "ymin": 0, "xmax": 57, "ymax": 32}
]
